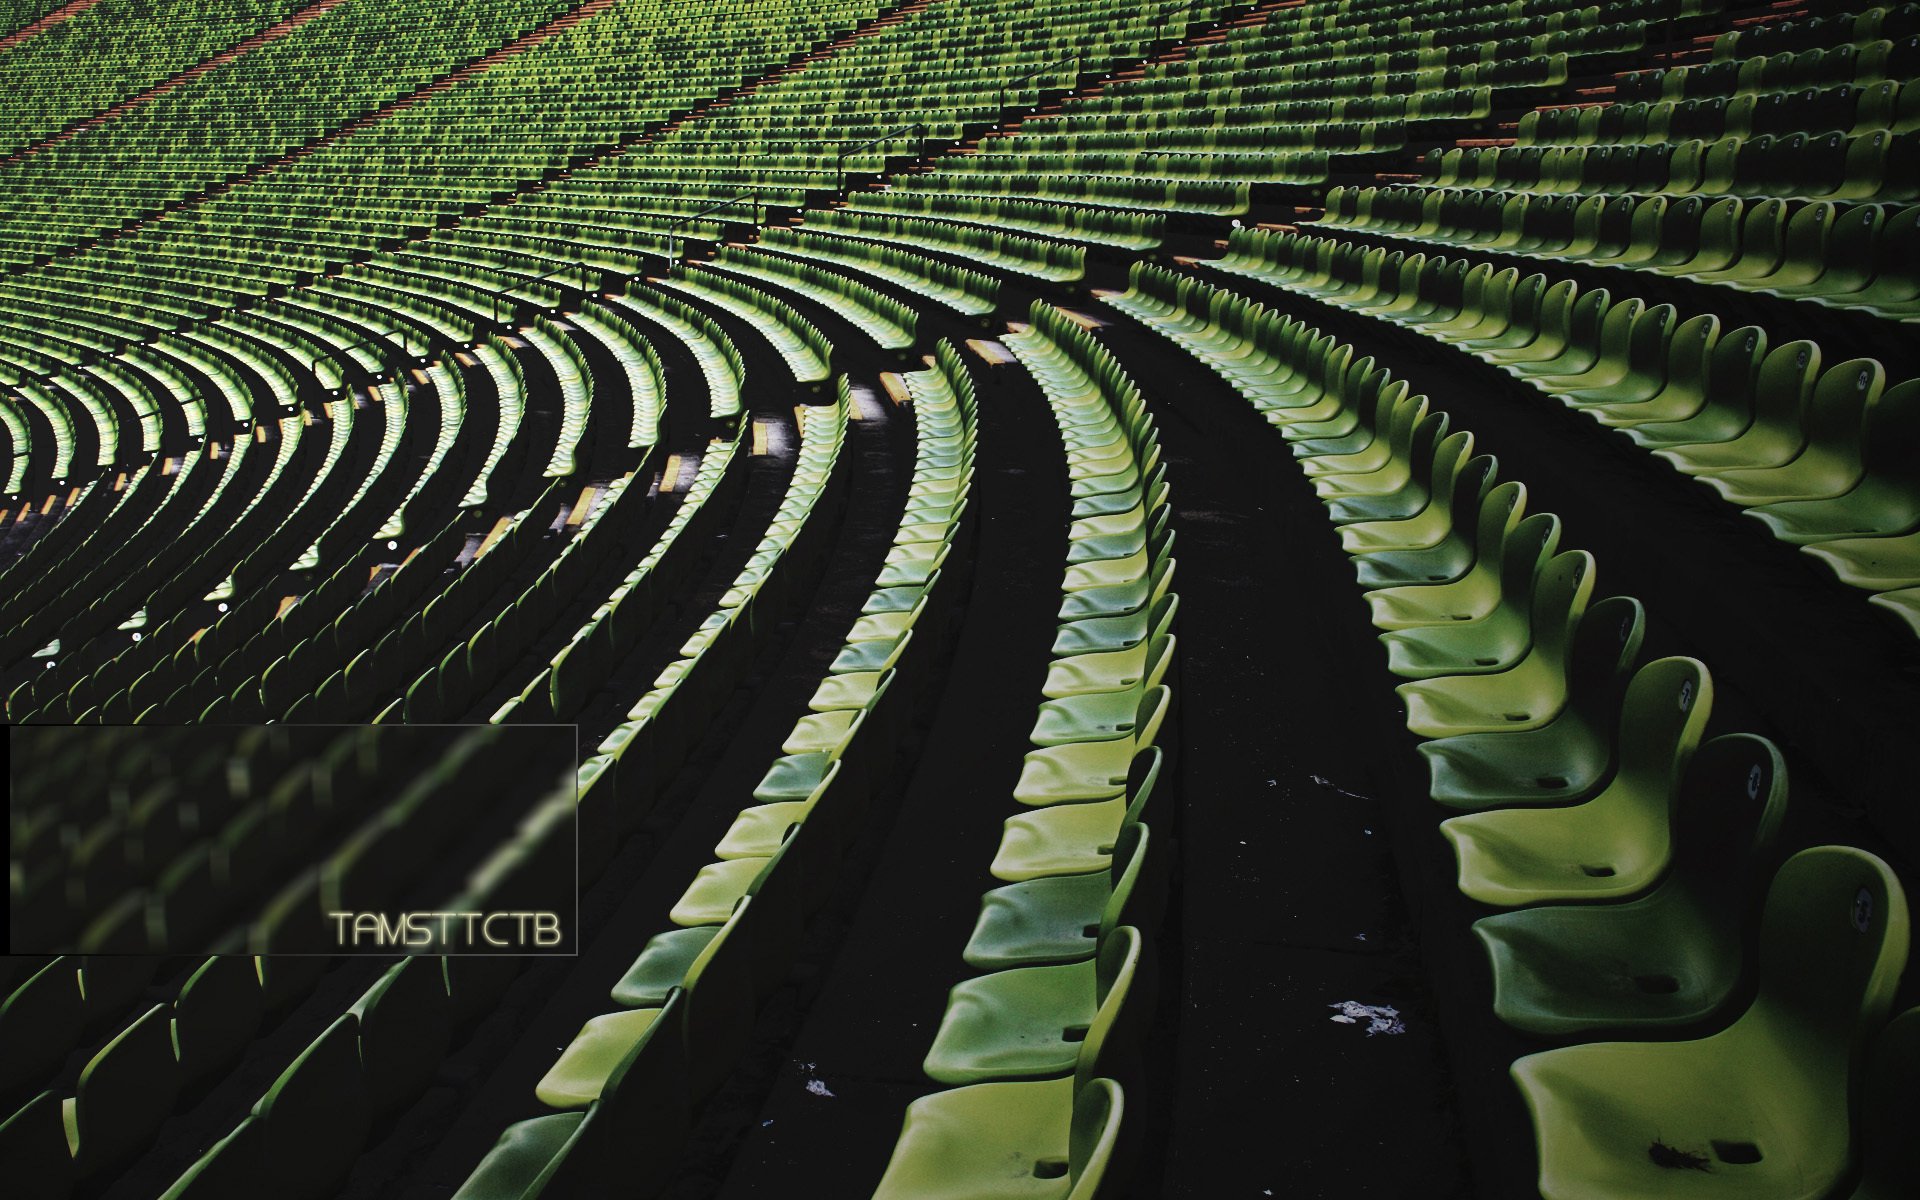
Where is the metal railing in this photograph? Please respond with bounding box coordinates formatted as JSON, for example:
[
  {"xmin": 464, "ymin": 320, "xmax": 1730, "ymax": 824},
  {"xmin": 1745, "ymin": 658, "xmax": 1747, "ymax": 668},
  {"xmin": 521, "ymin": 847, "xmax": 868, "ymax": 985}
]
[
  {"xmin": 524, "ymin": 260, "xmax": 597, "ymax": 313},
  {"xmin": 663, "ymin": 194, "xmax": 764, "ymax": 262},
  {"xmin": 836, "ymin": 122, "xmax": 929, "ymax": 189}
]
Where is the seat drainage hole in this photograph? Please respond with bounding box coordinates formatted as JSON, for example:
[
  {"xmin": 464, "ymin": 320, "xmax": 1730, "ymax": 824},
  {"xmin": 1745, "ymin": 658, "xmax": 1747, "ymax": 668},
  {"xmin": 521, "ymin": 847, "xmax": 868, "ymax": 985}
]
[
  {"xmin": 1648, "ymin": 1142, "xmax": 1711, "ymax": 1171},
  {"xmin": 1633, "ymin": 974, "xmax": 1680, "ymax": 994},
  {"xmin": 1580, "ymin": 864, "xmax": 1616, "ymax": 878},
  {"xmin": 1474, "ymin": 657, "xmax": 1499, "ymax": 665},
  {"xmin": 1504, "ymin": 711, "xmax": 1530, "ymax": 722},
  {"xmin": 1081, "ymin": 924, "xmax": 1100, "ymax": 937},
  {"xmin": 1033, "ymin": 1160, "xmax": 1070, "ymax": 1180},
  {"xmin": 1711, "ymin": 1141, "xmax": 1763, "ymax": 1165},
  {"xmin": 1535, "ymin": 776, "xmax": 1569, "ymax": 789},
  {"xmin": 1063, "ymin": 1026, "xmax": 1089, "ymax": 1043}
]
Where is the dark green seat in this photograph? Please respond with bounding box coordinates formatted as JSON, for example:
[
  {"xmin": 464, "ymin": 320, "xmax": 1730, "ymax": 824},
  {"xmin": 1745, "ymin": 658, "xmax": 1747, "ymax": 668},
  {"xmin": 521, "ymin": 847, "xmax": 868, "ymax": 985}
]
[
  {"xmin": 63, "ymin": 1002, "xmax": 178, "ymax": 1178},
  {"xmin": 1752, "ymin": 379, "xmax": 1920, "ymax": 545},
  {"xmin": 0, "ymin": 1091, "xmax": 72, "ymax": 1200},
  {"xmin": 967, "ymin": 823, "xmax": 1151, "ymax": 971},
  {"xmin": 1381, "ymin": 541, "xmax": 1584, "ymax": 682},
  {"xmin": 172, "ymin": 955, "xmax": 263, "ymax": 1086},
  {"xmin": 350, "ymin": 957, "xmax": 451, "ymax": 1120},
  {"xmin": 1512, "ymin": 845, "xmax": 1909, "ymax": 1199},
  {"xmin": 924, "ymin": 926, "xmax": 1141, "ymax": 1086},
  {"xmin": 1, "ymin": 959, "xmax": 83, "ymax": 1101},
  {"xmin": 1654, "ymin": 341, "xmax": 1819, "ymax": 475},
  {"xmin": 449, "ymin": 1113, "xmax": 586, "ymax": 1200},
  {"xmin": 251, "ymin": 1015, "xmax": 370, "ymax": 1200},
  {"xmin": 1696, "ymin": 359, "xmax": 1884, "ymax": 507},
  {"xmin": 1475, "ymin": 734, "xmax": 1788, "ymax": 1037}
]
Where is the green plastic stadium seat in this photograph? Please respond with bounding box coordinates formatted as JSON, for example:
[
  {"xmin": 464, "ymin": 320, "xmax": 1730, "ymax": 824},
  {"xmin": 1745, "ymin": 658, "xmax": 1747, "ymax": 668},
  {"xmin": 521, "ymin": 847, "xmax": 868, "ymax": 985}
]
[
  {"xmin": 1850, "ymin": 1007, "xmax": 1920, "ymax": 1200},
  {"xmin": 172, "ymin": 956, "xmax": 264, "ymax": 1086},
  {"xmin": 350, "ymin": 957, "xmax": 451, "ymax": 1120},
  {"xmin": 1750, "ymin": 379, "xmax": 1920, "ymax": 544},
  {"xmin": 870, "ymin": 1076, "xmax": 1122, "ymax": 1200},
  {"xmin": 993, "ymin": 749, "xmax": 1161, "ymax": 882},
  {"xmin": 1654, "ymin": 341, "xmax": 1819, "ymax": 475},
  {"xmin": 924, "ymin": 926, "xmax": 1140, "ymax": 1086},
  {"xmin": 1512, "ymin": 845, "xmax": 1909, "ymax": 1200},
  {"xmin": 1440, "ymin": 657, "xmax": 1714, "ymax": 906},
  {"xmin": 1351, "ymin": 467, "xmax": 1510, "ymax": 585},
  {"xmin": 536, "ymin": 1006, "xmax": 669, "ymax": 1110},
  {"xmin": 1013, "ymin": 689, "xmax": 1169, "ymax": 806},
  {"xmin": 1395, "ymin": 547, "xmax": 1596, "ymax": 737},
  {"xmin": 611, "ymin": 928, "xmax": 722, "ymax": 1009},
  {"xmin": 1382, "ymin": 541, "xmax": 1585, "ymax": 682},
  {"xmin": 1367, "ymin": 508, "xmax": 1558, "ymax": 632},
  {"xmin": 1, "ymin": 1091, "xmax": 73, "ymax": 1200},
  {"xmin": 1, "ymin": 960, "xmax": 84, "ymax": 1100},
  {"xmin": 967, "ymin": 824, "xmax": 1151, "ymax": 971},
  {"xmin": 63, "ymin": 1002, "xmax": 178, "ymax": 1177},
  {"xmin": 1420, "ymin": 597, "xmax": 1646, "ymax": 810},
  {"xmin": 1474, "ymin": 734, "xmax": 1788, "ymax": 1037},
  {"xmin": 251, "ymin": 1015, "xmax": 370, "ymax": 1200},
  {"xmin": 449, "ymin": 1113, "xmax": 586, "ymax": 1200},
  {"xmin": 1694, "ymin": 359, "xmax": 1884, "ymax": 506}
]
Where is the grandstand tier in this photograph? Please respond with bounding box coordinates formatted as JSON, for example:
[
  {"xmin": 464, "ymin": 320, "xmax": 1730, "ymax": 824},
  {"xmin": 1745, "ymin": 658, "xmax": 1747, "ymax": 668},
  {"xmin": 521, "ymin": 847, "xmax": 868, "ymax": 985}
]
[{"xmin": 1, "ymin": 0, "xmax": 1916, "ymax": 1197}]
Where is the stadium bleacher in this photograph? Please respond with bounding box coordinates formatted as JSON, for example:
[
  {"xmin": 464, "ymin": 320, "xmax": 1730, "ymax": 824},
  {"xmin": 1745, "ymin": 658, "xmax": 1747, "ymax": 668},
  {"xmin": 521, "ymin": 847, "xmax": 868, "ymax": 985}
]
[{"xmin": 1, "ymin": 0, "xmax": 1916, "ymax": 1197}]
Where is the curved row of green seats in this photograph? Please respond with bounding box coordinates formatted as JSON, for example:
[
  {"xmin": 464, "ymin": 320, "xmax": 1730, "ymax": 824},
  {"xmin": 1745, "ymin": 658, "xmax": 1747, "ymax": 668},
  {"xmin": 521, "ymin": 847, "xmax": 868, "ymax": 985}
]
[
  {"xmin": 868, "ymin": 302, "xmax": 1171, "ymax": 1198},
  {"xmin": 702, "ymin": 243, "xmax": 917, "ymax": 351},
  {"xmin": 1102, "ymin": 257, "xmax": 1916, "ymax": 1200},
  {"xmin": 568, "ymin": 299, "xmax": 663, "ymax": 450},
  {"xmin": 461, "ymin": 336, "xmax": 528, "ymax": 509},
  {"xmin": 804, "ymin": 207, "xmax": 1087, "ymax": 282},
  {"xmin": 1524, "ymin": 83, "xmax": 1920, "ymax": 152},
  {"xmin": 1622, "ymin": 37, "xmax": 1919, "ymax": 108},
  {"xmin": 1709, "ymin": 3, "xmax": 1920, "ymax": 64},
  {"xmin": 1206, "ymin": 229, "xmax": 1920, "ymax": 632},
  {"xmin": 1320, "ymin": 185, "xmax": 1920, "ymax": 320},
  {"xmin": 1420, "ymin": 131, "xmax": 1918, "ymax": 205},
  {"xmin": 456, "ymin": 350, "xmax": 975, "ymax": 1196},
  {"xmin": 610, "ymin": 286, "xmax": 746, "ymax": 420},
  {"xmin": 522, "ymin": 315, "xmax": 594, "ymax": 479},
  {"xmin": 656, "ymin": 263, "xmax": 833, "ymax": 385},
  {"xmin": 0, "ymin": 947, "xmax": 344, "ymax": 1197},
  {"xmin": 0, "ymin": 437, "xmax": 231, "ymax": 675},
  {"xmin": 290, "ymin": 480, "xmax": 568, "ymax": 724},
  {"xmin": 507, "ymin": 431, "xmax": 743, "ymax": 732},
  {"xmin": 753, "ymin": 225, "xmax": 1001, "ymax": 317},
  {"xmin": 400, "ymin": 468, "xmax": 651, "ymax": 724},
  {"xmin": 844, "ymin": 188, "xmax": 1165, "ymax": 252},
  {"xmin": 218, "ymin": 515, "xmax": 469, "ymax": 723}
]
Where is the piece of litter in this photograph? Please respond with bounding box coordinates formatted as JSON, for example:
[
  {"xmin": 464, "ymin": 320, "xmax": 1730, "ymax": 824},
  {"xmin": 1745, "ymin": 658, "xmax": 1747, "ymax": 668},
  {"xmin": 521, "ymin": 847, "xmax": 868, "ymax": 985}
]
[
  {"xmin": 1328, "ymin": 1000, "xmax": 1406, "ymax": 1036},
  {"xmin": 1310, "ymin": 774, "xmax": 1373, "ymax": 801},
  {"xmin": 805, "ymin": 1079, "xmax": 836, "ymax": 1098},
  {"xmin": 1354, "ymin": 933, "xmax": 1367, "ymax": 941},
  {"xmin": 760, "ymin": 1119, "xmax": 774, "ymax": 1127}
]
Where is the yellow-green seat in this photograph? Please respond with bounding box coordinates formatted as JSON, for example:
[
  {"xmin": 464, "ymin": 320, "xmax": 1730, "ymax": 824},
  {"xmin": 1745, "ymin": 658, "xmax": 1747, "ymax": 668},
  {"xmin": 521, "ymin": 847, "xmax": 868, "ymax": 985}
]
[
  {"xmin": 1368, "ymin": 508, "xmax": 1558, "ymax": 632},
  {"xmin": 967, "ymin": 824, "xmax": 1151, "ymax": 971},
  {"xmin": 1420, "ymin": 597, "xmax": 1645, "ymax": 809},
  {"xmin": 1013, "ymin": 689, "xmax": 1168, "ymax": 807},
  {"xmin": 1474, "ymin": 734, "xmax": 1788, "ymax": 1037},
  {"xmin": 1440, "ymin": 656, "xmax": 1713, "ymax": 906},
  {"xmin": 1512, "ymin": 845, "xmax": 1909, "ymax": 1200},
  {"xmin": 1042, "ymin": 633, "xmax": 1175, "ymax": 700},
  {"xmin": 1394, "ymin": 545, "xmax": 1594, "ymax": 736},
  {"xmin": 869, "ymin": 1076, "xmax": 1122, "ymax": 1200},
  {"xmin": 993, "ymin": 749, "xmax": 1161, "ymax": 882},
  {"xmin": 924, "ymin": 926, "xmax": 1140, "ymax": 1086},
  {"xmin": 1383, "ymin": 542, "xmax": 1584, "ymax": 682}
]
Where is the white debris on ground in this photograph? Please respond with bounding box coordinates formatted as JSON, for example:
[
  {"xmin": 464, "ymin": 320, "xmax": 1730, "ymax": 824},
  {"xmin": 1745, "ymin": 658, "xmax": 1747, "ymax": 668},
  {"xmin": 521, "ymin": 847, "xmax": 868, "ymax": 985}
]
[
  {"xmin": 805, "ymin": 1078, "xmax": 836, "ymax": 1098},
  {"xmin": 1329, "ymin": 1001, "xmax": 1406, "ymax": 1036}
]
